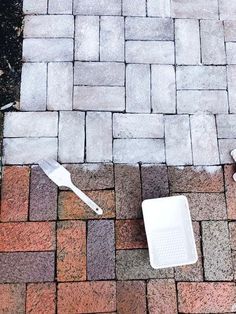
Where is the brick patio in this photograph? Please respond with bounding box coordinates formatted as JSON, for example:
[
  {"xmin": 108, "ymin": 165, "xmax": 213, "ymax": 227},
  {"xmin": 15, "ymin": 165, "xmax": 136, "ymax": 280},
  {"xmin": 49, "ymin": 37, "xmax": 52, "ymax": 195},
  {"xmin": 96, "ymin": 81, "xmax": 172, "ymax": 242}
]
[{"xmin": 1, "ymin": 0, "xmax": 236, "ymax": 313}]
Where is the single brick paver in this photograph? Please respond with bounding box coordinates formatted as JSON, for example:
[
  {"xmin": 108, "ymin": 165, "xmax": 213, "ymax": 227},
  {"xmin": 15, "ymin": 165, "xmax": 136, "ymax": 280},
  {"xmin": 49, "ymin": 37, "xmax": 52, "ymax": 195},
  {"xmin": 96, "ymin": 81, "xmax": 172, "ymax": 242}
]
[
  {"xmin": 57, "ymin": 221, "xmax": 86, "ymax": 281},
  {"xmin": 219, "ymin": 139, "xmax": 236, "ymax": 164},
  {"xmin": 147, "ymin": 0, "xmax": 171, "ymax": 17},
  {"xmin": 48, "ymin": 0, "xmax": 72, "ymax": 14},
  {"xmin": 217, "ymin": 114, "xmax": 236, "ymax": 139},
  {"xmin": 123, "ymin": 0, "xmax": 146, "ymax": 16},
  {"xmin": 219, "ymin": 0, "xmax": 236, "ymax": 20},
  {"xmin": 73, "ymin": 0, "xmax": 121, "ymax": 15},
  {"xmin": 23, "ymin": 0, "xmax": 47, "ymax": 14},
  {"xmin": 87, "ymin": 220, "xmax": 115, "ymax": 280},
  {"xmin": 117, "ymin": 281, "xmax": 146, "ymax": 314},
  {"xmin": 26, "ymin": 283, "xmax": 56, "ymax": 314},
  {"xmin": 0, "ymin": 284, "xmax": 25, "ymax": 314},
  {"xmin": 172, "ymin": 0, "xmax": 218, "ymax": 19}
]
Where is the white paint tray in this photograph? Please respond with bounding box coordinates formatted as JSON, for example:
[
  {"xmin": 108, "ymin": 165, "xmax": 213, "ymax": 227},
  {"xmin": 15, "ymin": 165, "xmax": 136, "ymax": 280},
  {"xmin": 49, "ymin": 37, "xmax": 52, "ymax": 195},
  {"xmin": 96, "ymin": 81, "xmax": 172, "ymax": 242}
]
[{"xmin": 142, "ymin": 195, "xmax": 198, "ymax": 269}]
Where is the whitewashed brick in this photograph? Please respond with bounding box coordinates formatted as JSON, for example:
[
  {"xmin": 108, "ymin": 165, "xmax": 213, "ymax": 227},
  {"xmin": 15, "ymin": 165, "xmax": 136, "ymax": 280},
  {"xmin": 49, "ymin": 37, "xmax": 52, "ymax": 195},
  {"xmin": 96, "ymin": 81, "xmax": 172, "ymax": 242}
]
[
  {"xmin": 126, "ymin": 41, "xmax": 174, "ymax": 64},
  {"xmin": 172, "ymin": 0, "xmax": 218, "ymax": 19},
  {"xmin": 126, "ymin": 64, "xmax": 150, "ymax": 113},
  {"xmin": 59, "ymin": 112, "xmax": 85, "ymax": 163},
  {"xmin": 113, "ymin": 114, "xmax": 164, "ymax": 138},
  {"xmin": 24, "ymin": 15, "xmax": 74, "ymax": 38},
  {"xmin": 47, "ymin": 62, "xmax": 73, "ymax": 110},
  {"xmin": 113, "ymin": 139, "xmax": 165, "ymax": 163},
  {"xmin": 3, "ymin": 138, "xmax": 57, "ymax": 165},
  {"xmin": 226, "ymin": 43, "xmax": 236, "ymax": 64},
  {"xmin": 86, "ymin": 112, "xmax": 112, "ymax": 162},
  {"xmin": 227, "ymin": 66, "xmax": 236, "ymax": 113},
  {"xmin": 23, "ymin": 0, "xmax": 47, "ymax": 14},
  {"xmin": 200, "ymin": 20, "xmax": 226, "ymax": 65},
  {"xmin": 125, "ymin": 17, "xmax": 173, "ymax": 40},
  {"xmin": 151, "ymin": 65, "xmax": 176, "ymax": 113},
  {"xmin": 73, "ymin": 87, "xmax": 125, "ymax": 111},
  {"xmin": 218, "ymin": 139, "xmax": 236, "ymax": 164},
  {"xmin": 75, "ymin": 16, "xmax": 99, "ymax": 61},
  {"xmin": 165, "ymin": 115, "xmax": 192, "ymax": 165},
  {"xmin": 122, "ymin": 0, "xmax": 146, "ymax": 16},
  {"xmin": 175, "ymin": 19, "xmax": 200, "ymax": 65},
  {"xmin": 219, "ymin": 0, "xmax": 236, "ymax": 20},
  {"xmin": 23, "ymin": 39, "xmax": 73, "ymax": 62},
  {"xmin": 147, "ymin": 0, "xmax": 171, "ymax": 17},
  {"xmin": 224, "ymin": 21, "xmax": 236, "ymax": 42},
  {"xmin": 4, "ymin": 112, "xmax": 58, "ymax": 137},
  {"xmin": 217, "ymin": 114, "xmax": 236, "ymax": 138},
  {"xmin": 74, "ymin": 62, "xmax": 125, "ymax": 86},
  {"xmin": 190, "ymin": 115, "xmax": 219, "ymax": 165},
  {"xmin": 20, "ymin": 63, "xmax": 47, "ymax": 111},
  {"xmin": 177, "ymin": 91, "xmax": 228, "ymax": 114},
  {"xmin": 73, "ymin": 0, "xmax": 121, "ymax": 15},
  {"xmin": 100, "ymin": 17, "xmax": 124, "ymax": 62},
  {"xmin": 48, "ymin": 0, "xmax": 72, "ymax": 14},
  {"xmin": 176, "ymin": 66, "xmax": 227, "ymax": 90}
]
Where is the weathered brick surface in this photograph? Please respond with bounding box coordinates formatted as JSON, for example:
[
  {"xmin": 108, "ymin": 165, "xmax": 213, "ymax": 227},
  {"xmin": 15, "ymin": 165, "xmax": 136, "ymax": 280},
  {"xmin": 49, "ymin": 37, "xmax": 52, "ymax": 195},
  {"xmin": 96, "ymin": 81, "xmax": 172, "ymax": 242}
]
[
  {"xmin": 74, "ymin": 0, "xmax": 121, "ymax": 15},
  {"xmin": 58, "ymin": 282, "xmax": 116, "ymax": 313},
  {"xmin": 117, "ymin": 281, "xmax": 146, "ymax": 314},
  {"xmin": 219, "ymin": 139, "xmax": 236, "ymax": 164},
  {"xmin": 147, "ymin": 280, "xmax": 177, "ymax": 314},
  {"xmin": 58, "ymin": 190, "xmax": 116, "ymax": 219},
  {"xmin": 224, "ymin": 164, "xmax": 236, "ymax": 219},
  {"xmin": 0, "ymin": 252, "xmax": 55, "ymax": 283},
  {"xmin": 116, "ymin": 249, "xmax": 174, "ymax": 280},
  {"xmin": 26, "ymin": 283, "xmax": 56, "ymax": 314},
  {"xmin": 202, "ymin": 221, "xmax": 233, "ymax": 281},
  {"xmin": 172, "ymin": 0, "xmax": 218, "ymax": 19},
  {"xmin": 116, "ymin": 219, "xmax": 147, "ymax": 249},
  {"xmin": 178, "ymin": 282, "xmax": 236, "ymax": 313},
  {"xmin": 123, "ymin": 0, "xmax": 146, "ymax": 16},
  {"xmin": 0, "ymin": 222, "xmax": 55, "ymax": 252},
  {"xmin": 87, "ymin": 220, "xmax": 115, "ymax": 280},
  {"xmin": 147, "ymin": 0, "xmax": 171, "ymax": 17},
  {"xmin": 217, "ymin": 114, "xmax": 236, "ymax": 139},
  {"xmin": 219, "ymin": 0, "xmax": 236, "ymax": 20},
  {"xmin": 229, "ymin": 222, "xmax": 236, "ymax": 250},
  {"xmin": 115, "ymin": 164, "xmax": 142, "ymax": 219},
  {"xmin": 1, "ymin": 166, "xmax": 30, "ymax": 222},
  {"xmin": 23, "ymin": 0, "xmax": 47, "ymax": 14},
  {"xmin": 48, "ymin": 0, "xmax": 72, "ymax": 14},
  {"xmin": 0, "ymin": 284, "xmax": 25, "ymax": 313},
  {"xmin": 57, "ymin": 221, "xmax": 86, "ymax": 281}
]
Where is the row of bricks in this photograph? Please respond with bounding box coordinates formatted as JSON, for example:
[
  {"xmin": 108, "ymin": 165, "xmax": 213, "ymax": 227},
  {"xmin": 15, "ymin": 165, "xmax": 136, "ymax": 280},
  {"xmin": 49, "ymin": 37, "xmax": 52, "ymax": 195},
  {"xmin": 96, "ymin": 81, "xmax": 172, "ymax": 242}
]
[
  {"xmin": 0, "ymin": 218, "xmax": 235, "ymax": 282},
  {"xmin": 23, "ymin": 0, "xmax": 236, "ymax": 21},
  {"xmin": 20, "ymin": 63, "xmax": 236, "ymax": 113},
  {"xmin": 2, "ymin": 281, "xmax": 236, "ymax": 313},
  {"xmin": 23, "ymin": 15, "xmax": 236, "ymax": 66},
  {"xmin": 3, "ymin": 112, "xmax": 236, "ymax": 164},
  {"xmin": 1, "ymin": 164, "xmax": 235, "ymax": 221}
]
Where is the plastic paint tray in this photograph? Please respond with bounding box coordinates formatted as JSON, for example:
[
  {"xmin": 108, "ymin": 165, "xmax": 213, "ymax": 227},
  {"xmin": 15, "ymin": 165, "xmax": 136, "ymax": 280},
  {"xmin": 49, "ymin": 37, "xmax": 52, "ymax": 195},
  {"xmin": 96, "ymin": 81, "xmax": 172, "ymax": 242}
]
[{"xmin": 142, "ymin": 195, "xmax": 198, "ymax": 269}]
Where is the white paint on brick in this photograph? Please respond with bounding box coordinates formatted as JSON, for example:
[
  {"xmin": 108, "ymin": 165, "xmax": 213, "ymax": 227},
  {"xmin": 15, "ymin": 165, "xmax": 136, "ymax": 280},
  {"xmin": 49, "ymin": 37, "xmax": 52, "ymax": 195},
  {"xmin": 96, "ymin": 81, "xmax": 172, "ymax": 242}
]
[
  {"xmin": 75, "ymin": 16, "xmax": 99, "ymax": 61},
  {"xmin": 73, "ymin": 0, "xmax": 121, "ymax": 15},
  {"xmin": 48, "ymin": 0, "xmax": 73, "ymax": 14},
  {"xmin": 86, "ymin": 112, "xmax": 112, "ymax": 162},
  {"xmin": 73, "ymin": 86, "xmax": 125, "ymax": 111},
  {"xmin": 126, "ymin": 41, "xmax": 174, "ymax": 64},
  {"xmin": 125, "ymin": 17, "xmax": 173, "ymax": 40},
  {"xmin": 226, "ymin": 43, "xmax": 236, "ymax": 64},
  {"xmin": 190, "ymin": 114, "xmax": 219, "ymax": 165},
  {"xmin": 3, "ymin": 138, "xmax": 57, "ymax": 165},
  {"xmin": 113, "ymin": 113, "xmax": 164, "ymax": 138},
  {"xmin": 24, "ymin": 15, "xmax": 74, "ymax": 38},
  {"xmin": 23, "ymin": 39, "xmax": 73, "ymax": 62},
  {"xmin": 74, "ymin": 62, "xmax": 125, "ymax": 86},
  {"xmin": 113, "ymin": 139, "xmax": 165, "ymax": 163},
  {"xmin": 200, "ymin": 20, "xmax": 226, "ymax": 65},
  {"xmin": 227, "ymin": 66, "xmax": 236, "ymax": 113},
  {"xmin": 4, "ymin": 112, "xmax": 58, "ymax": 137},
  {"xmin": 100, "ymin": 17, "xmax": 124, "ymax": 62},
  {"xmin": 59, "ymin": 112, "xmax": 85, "ymax": 163},
  {"xmin": 176, "ymin": 66, "xmax": 227, "ymax": 90},
  {"xmin": 224, "ymin": 21, "xmax": 236, "ymax": 42},
  {"xmin": 175, "ymin": 19, "xmax": 200, "ymax": 65},
  {"xmin": 47, "ymin": 62, "xmax": 73, "ymax": 111},
  {"xmin": 218, "ymin": 139, "xmax": 236, "ymax": 164},
  {"xmin": 147, "ymin": 0, "xmax": 171, "ymax": 17},
  {"xmin": 219, "ymin": 0, "xmax": 236, "ymax": 20},
  {"xmin": 122, "ymin": 0, "xmax": 146, "ymax": 16},
  {"xmin": 217, "ymin": 114, "xmax": 236, "ymax": 139},
  {"xmin": 165, "ymin": 115, "xmax": 192, "ymax": 165},
  {"xmin": 172, "ymin": 0, "xmax": 218, "ymax": 19},
  {"xmin": 177, "ymin": 91, "xmax": 228, "ymax": 114},
  {"xmin": 126, "ymin": 64, "xmax": 150, "ymax": 113},
  {"xmin": 23, "ymin": 0, "xmax": 47, "ymax": 14},
  {"xmin": 151, "ymin": 65, "xmax": 176, "ymax": 113},
  {"xmin": 20, "ymin": 63, "xmax": 47, "ymax": 111}
]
